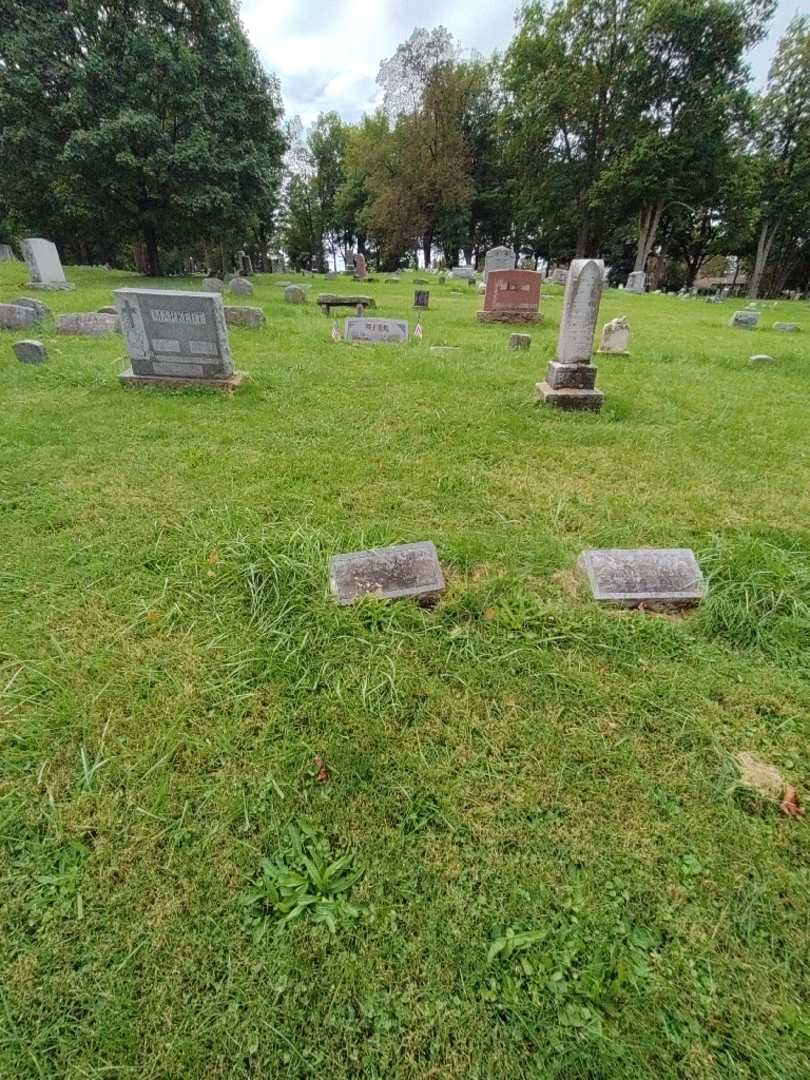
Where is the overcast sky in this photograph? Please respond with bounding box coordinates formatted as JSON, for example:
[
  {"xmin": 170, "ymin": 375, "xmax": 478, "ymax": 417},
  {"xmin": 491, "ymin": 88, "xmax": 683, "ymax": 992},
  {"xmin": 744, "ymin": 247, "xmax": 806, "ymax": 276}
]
[{"xmin": 240, "ymin": 0, "xmax": 803, "ymax": 127}]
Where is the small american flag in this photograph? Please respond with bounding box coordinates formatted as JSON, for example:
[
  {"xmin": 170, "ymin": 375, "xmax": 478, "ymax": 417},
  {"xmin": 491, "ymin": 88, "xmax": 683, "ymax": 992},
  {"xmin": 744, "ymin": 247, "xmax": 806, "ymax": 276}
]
[
  {"xmin": 414, "ymin": 320, "xmax": 423, "ymax": 340},
  {"xmin": 331, "ymin": 320, "xmax": 341, "ymax": 342}
]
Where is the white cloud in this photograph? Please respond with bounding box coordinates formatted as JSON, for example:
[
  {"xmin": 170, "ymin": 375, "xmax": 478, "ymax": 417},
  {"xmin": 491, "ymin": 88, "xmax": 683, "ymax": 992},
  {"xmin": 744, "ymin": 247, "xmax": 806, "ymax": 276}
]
[{"xmin": 240, "ymin": 0, "xmax": 795, "ymax": 126}]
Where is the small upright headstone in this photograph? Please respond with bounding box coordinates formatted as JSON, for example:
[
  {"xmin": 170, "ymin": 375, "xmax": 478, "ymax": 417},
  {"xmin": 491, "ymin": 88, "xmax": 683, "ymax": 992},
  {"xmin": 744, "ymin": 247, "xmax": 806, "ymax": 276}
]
[
  {"xmin": 414, "ymin": 289, "xmax": 429, "ymax": 310},
  {"xmin": 577, "ymin": 548, "xmax": 705, "ymax": 609},
  {"xmin": 437, "ymin": 273, "xmax": 446, "ymax": 284},
  {"xmin": 116, "ymin": 287, "xmax": 244, "ymax": 390},
  {"xmin": 56, "ymin": 312, "xmax": 120, "ymax": 335},
  {"xmin": 0, "ymin": 303, "xmax": 37, "ymax": 330},
  {"xmin": 483, "ymin": 245, "xmax": 515, "ymax": 282},
  {"xmin": 14, "ymin": 297, "xmax": 50, "ymax": 321},
  {"xmin": 0, "ymin": 243, "xmax": 14, "ymax": 261},
  {"xmin": 202, "ymin": 276, "xmax": 224, "ymax": 293},
  {"xmin": 353, "ymin": 253, "xmax": 368, "ymax": 280},
  {"xmin": 510, "ymin": 333, "xmax": 531, "ymax": 350},
  {"xmin": 625, "ymin": 271, "xmax": 646, "ymax": 294},
  {"xmin": 730, "ymin": 310, "xmax": 759, "ymax": 329},
  {"xmin": 237, "ymin": 250, "xmax": 253, "ymax": 276},
  {"xmin": 536, "ymin": 258, "xmax": 605, "ymax": 411},
  {"xmin": 13, "ymin": 340, "xmax": 47, "ymax": 364},
  {"xmin": 597, "ymin": 316, "xmax": 631, "ymax": 355},
  {"xmin": 330, "ymin": 541, "xmax": 445, "ymax": 606},
  {"xmin": 773, "ymin": 322, "xmax": 799, "ymax": 332},
  {"xmin": 230, "ymin": 277, "xmax": 254, "ymax": 296},
  {"xmin": 224, "ymin": 306, "xmax": 265, "ymax": 328},
  {"xmin": 549, "ymin": 267, "xmax": 568, "ymax": 286},
  {"xmin": 478, "ymin": 269, "xmax": 542, "ymax": 324},
  {"xmin": 344, "ymin": 317, "xmax": 408, "ymax": 343},
  {"xmin": 285, "ymin": 285, "xmax": 306, "ymax": 304},
  {"xmin": 20, "ymin": 238, "xmax": 72, "ymax": 290}
]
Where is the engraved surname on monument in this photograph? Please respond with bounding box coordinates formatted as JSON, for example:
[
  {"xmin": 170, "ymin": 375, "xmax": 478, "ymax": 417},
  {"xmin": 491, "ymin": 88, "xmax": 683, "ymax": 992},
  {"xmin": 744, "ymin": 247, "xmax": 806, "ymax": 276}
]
[{"xmin": 115, "ymin": 288, "xmax": 233, "ymax": 378}]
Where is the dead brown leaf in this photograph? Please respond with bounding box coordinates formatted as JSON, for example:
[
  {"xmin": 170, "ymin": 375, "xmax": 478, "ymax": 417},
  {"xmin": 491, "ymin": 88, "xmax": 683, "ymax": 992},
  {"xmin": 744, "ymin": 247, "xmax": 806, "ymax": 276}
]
[
  {"xmin": 313, "ymin": 755, "xmax": 330, "ymax": 784},
  {"xmin": 780, "ymin": 785, "xmax": 805, "ymax": 819}
]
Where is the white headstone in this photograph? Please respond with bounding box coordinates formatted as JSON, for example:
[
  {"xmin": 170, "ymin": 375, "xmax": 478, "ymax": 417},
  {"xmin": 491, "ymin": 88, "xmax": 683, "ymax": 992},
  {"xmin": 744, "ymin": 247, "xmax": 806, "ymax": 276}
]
[
  {"xmin": 21, "ymin": 238, "xmax": 68, "ymax": 288},
  {"xmin": 483, "ymin": 245, "xmax": 515, "ymax": 282},
  {"xmin": 626, "ymin": 271, "xmax": 646, "ymax": 294},
  {"xmin": 597, "ymin": 316, "xmax": 631, "ymax": 355},
  {"xmin": 557, "ymin": 259, "xmax": 605, "ymax": 364},
  {"xmin": 0, "ymin": 244, "xmax": 14, "ymax": 261}
]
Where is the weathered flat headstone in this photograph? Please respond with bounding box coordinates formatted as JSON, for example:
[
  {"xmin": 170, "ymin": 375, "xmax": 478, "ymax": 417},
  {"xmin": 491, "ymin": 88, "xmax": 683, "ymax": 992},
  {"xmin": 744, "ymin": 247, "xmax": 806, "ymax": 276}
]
[
  {"xmin": 510, "ymin": 333, "xmax": 531, "ymax": 350},
  {"xmin": 330, "ymin": 541, "xmax": 445, "ymax": 605},
  {"xmin": 14, "ymin": 297, "xmax": 50, "ymax": 321},
  {"xmin": 536, "ymin": 258, "xmax": 605, "ymax": 411},
  {"xmin": 344, "ymin": 317, "xmax": 408, "ymax": 343},
  {"xmin": 450, "ymin": 267, "xmax": 476, "ymax": 281},
  {"xmin": 773, "ymin": 322, "xmax": 799, "ymax": 332},
  {"xmin": 230, "ymin": 277, "xmax": 254, "ymax": 296},
  {"xmin": 414, "ymin": 289, "xmax": 430, "ymax": 310},
  {"xmin": 13, "ymin": 339, "xmax": 47, "ymax": 364},
  {"xmin": 0, "ymin": 303, "xmax": 37, "ymax": 330},
  {"xmin": 478, "ymin": 269, "xmax": 542, "ymax": 324},
  {"xmin": 224, "ymin": 305, "xmax": 265, "ymax": 328},
  {"xmin": 577, "ymin": 548, "xmax": 705, "ymax": 609},
  {"xmin": 730, "ymin": 310, "xmax": 759, "ymax": 329},
  {"xmin": 285, "ymin": 285, "xmax": 306, "ymax": 304},
  {"xmin": 483, "ymin": 245, "xmax": 515, "ymax": 282},
  {"xmin": 20, "ymin": 237, "xmax": 72, "ymax": 289},
  {"xmin": 116, "ymin": 287, "xmax": 244, "ymax": 390},
  {"xmin": 56, "ymin": 312, "xmax": 120, "ymax": 335},
  {"xmin": 625, "ymin": 271, "xmax": 646, "ymax": 294},
  {"xmin": 597, "ymin": 316, "xmax": 631, "ymax": 355},
  {"xmin": 430, "ymin": 346, "xmax": 461, "ymax": 354},
  {"xmin": 0, "ymin": 243, "xmax": 14, "ymax": 261},
  {"xmin": 202, "ymin": 276, "xmax": 225, "ymax": 293},
  {"xmin": 750, "ymin": 353, "xmax": 776, "ymax": 364}
]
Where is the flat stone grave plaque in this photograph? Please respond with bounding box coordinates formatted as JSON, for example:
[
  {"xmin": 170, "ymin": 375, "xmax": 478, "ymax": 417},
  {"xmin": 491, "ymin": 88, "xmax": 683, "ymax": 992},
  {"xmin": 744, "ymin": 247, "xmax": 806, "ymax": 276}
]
[
  {"xmin": 577, "ymin": 548, "xmax": 705, "ymax": 609},
  {"xmin": 330, "ymin": 541, "xmax": 445, "ymax": 605},
  {"xmin": 730, "ymin": 310, "xmax": 759, "ymax": 329},
  {"xmin": 774, "ymin": 322, "xmax": 799, "ymax": 332},
  {"xmin": 344, "ymin": 317, "xmax": 408, "ymax": 343},
  {"xmin": 116, "ymin": 287, "xmax": 243, "ymax": 388}
]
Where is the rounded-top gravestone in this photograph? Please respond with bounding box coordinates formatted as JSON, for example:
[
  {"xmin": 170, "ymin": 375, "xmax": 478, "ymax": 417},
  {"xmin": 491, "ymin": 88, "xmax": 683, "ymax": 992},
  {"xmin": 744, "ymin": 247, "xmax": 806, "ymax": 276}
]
[
  {"xmin": 285, "ymin": 285, "xmax": 306, "ymax": 304},
  {"xmin": 202, "ymin": 277, "xmax": 225, "ymax": 293},
  {"xmin": 14, "ymin": 340, "xmax": 47, "ymax": 364},
  {"xmin": 230, "ymin": 277, "xmax": 254, "ymax": 297}
]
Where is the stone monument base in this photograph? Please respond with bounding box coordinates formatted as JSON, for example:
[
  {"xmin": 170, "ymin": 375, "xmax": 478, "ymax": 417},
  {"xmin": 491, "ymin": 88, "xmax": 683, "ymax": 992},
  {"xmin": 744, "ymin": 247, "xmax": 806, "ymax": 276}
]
[
  {"xmin": 120, "ymin": 367, "xmax": 246, "ymax": 391},
  {"xmin": 536, "ymin": 381, "xmax": 604, "ymax": 411},
  {"xmin": 25, "ymin": 281, "xmax": 75, "ymax": 291},
  {"xmin": 476, "ymin": 310, "xmax": 542, "ymax": 324}
]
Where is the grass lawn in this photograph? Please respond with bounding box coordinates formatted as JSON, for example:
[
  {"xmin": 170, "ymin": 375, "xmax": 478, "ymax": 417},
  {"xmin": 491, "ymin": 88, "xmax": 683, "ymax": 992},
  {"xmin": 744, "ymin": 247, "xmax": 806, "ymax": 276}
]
[{"xmin": 1, "ymin": 261, "xmax": 809, "ymax": 1078}]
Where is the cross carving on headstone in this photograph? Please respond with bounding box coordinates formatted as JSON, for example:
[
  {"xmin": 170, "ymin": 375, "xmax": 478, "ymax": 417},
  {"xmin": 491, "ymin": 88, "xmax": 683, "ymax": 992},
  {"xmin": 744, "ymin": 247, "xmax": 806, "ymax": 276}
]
[{"xmin": 121, "ymin": 299, "xmax": 138, "ymax": 330}]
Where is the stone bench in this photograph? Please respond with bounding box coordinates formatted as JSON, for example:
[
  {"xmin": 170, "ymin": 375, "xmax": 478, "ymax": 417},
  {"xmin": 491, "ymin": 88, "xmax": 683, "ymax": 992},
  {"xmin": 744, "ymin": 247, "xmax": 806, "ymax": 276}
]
[{"xmin": 317, "ymin": 294, "xmax": 376, "ymax": 317}]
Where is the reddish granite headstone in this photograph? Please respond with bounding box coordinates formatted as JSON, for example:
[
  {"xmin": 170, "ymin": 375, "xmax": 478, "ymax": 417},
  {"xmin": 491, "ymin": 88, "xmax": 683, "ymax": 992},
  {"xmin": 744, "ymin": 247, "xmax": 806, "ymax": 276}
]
[{"xmin": 477, "ymin": 269, "xmax": 542, "ymax": 323}]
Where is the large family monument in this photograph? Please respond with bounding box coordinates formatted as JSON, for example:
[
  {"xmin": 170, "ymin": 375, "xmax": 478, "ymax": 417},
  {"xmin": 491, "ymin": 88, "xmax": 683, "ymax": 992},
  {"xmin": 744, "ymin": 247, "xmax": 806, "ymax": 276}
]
[
  {"xmin": 116, "ymin": 287, "xmax": 244, "ymax": 390},
  {"xmin": 536, "ymin": 258, "xmax": 605, "ymax": 411},
  {"xmin": 477, "ymin": 269, "xmax": 542, "ymax": 323}
]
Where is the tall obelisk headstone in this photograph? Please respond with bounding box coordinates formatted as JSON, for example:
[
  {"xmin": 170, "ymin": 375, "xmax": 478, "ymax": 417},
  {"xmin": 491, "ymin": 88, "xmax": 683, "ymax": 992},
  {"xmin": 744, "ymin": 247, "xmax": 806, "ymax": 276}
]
[{"xmin": 536, "ymin": 258, "xmax": 604, "ymax": 411}]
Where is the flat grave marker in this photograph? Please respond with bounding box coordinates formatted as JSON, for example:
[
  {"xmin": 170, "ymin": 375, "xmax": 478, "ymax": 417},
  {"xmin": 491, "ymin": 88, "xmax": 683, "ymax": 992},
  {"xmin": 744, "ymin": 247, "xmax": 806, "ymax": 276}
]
[
  {"xmin": 577, "ymin": 548, "xmax": 705, "ymax": 609},
  {"xmin": 330, "ymin": 541, "xmax": 445, "ymax": 605}
]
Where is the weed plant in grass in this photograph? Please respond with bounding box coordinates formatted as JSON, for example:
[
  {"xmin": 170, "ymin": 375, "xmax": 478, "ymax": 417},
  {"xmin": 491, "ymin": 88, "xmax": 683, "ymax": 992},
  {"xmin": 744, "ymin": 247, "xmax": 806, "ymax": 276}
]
[{"xmin": 1, "ymin": 261, "xmax": 809, "ymax": 1077}]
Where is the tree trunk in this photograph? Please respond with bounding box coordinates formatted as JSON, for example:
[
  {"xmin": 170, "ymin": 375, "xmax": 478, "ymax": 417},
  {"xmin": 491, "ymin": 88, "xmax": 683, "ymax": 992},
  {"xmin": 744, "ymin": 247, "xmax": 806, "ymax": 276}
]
[
  {"xmin": 575, "ymin": 220, "xmax": 589, "ymax": 259},
  {"xmin": 143, "ymin": 224, "xmax": 160, "ymax": 277},
  {"xmin": 634, "ymin": 200, "xmax": 663, "ymax": 272},
  {"xmin": 422, "ymin": 231, "xmax": 433, "ymax": 270},
  {"xmin": 747, "ymin": 220, "xmax": 778, "ymax": 299}
]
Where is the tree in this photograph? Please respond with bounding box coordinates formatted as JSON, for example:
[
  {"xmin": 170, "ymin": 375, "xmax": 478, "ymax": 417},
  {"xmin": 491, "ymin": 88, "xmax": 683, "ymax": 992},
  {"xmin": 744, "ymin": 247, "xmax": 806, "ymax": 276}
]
[
  {"xmin": 746, "ymin": 15, "xmax": 810, "ymax": 297},
  {"xmin": 0, "ymin": 0, "xmax": 285, "ymax": 275},
  {"xmin": 377, "ymin": 26, "xmax": 460, "ymax": 118}
]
